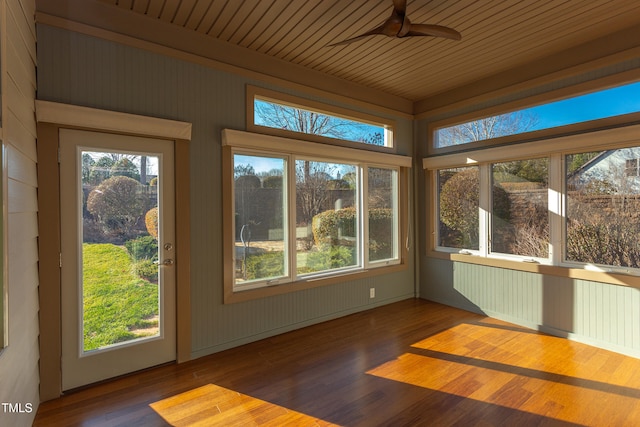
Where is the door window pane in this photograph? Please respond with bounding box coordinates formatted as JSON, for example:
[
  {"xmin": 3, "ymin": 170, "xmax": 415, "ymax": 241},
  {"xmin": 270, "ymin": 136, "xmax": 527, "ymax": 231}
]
[
  {"xmin": 368, "ymin": 167, "xmax": 398, "ymax": 262},
  {"xmin": 82, "ymin": 151, "xmax": 160, "ymax": 352},
  {"xmin": 492, "ymin": 159, "xmax": 549, "ymax": 257},
  {"xmin": 566, "ymin": 148, "xmax": 640, "ymax": 268},
  {"xmin": 437, "ymin": 166, "xmax": 480, "ymax": 250},
  {"xmin": 234, "ymin": 154, "xmax": 287, "ymax": 285},
  {"xmin": 296, "ymin": 159, "xmax": 358, "ymax": 275}
]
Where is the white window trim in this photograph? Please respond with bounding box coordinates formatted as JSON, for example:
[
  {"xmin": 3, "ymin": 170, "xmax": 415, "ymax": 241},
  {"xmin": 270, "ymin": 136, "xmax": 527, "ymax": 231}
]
[{"xmin": 225, "ymin": 129, "xmax": 411, "ymax": 168}]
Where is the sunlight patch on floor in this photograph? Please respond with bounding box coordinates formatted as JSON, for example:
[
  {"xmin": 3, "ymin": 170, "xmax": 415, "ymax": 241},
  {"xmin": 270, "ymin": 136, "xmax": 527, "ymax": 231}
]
[
  {"xmin": 366, "ymin": 321, "xmax": 640, "ymax": 426},
  {"xmin": 149, "ymin": 384, "xmax": 337, "ymax": 426}
]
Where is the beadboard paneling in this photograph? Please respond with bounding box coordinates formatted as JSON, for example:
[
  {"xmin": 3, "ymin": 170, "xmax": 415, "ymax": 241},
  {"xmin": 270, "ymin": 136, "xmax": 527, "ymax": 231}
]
[{"xmin": 422, "ymin": 258, "xmax": 640, "ymax": 357}]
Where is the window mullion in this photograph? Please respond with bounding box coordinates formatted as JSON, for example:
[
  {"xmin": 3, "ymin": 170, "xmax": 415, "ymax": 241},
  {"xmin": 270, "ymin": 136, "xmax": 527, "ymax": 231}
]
[
  {"xmin": 479, "ymin": 164, "xmax": 491, "ymax": 256},
  {"xmin": 549, "ymin": 154, "xmax": 564, "ymax": 265},
  {"xmin": 361, "ymin": 165, "xmax": 369, "ymax": 268},
  {"xmin": 288, "ymin": 155, "xmax": 298, "ymax": 281}
]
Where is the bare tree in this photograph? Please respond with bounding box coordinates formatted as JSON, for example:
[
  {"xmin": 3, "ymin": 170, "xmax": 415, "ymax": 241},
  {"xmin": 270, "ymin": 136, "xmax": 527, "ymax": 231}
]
[
  {"xmin": 296, "ymin": 161, "xmax": 336, "ymax": 224},
  {"xmin": 438, "ymin": 111, "xmax": 539, "ymax": 147},
  {"xmin": 256, "ymin": 101, "xmax": 352, "ymax": 226},
  {"xmin": 255, "ymin": 101, "xmax": 351, "ymax": 139}
]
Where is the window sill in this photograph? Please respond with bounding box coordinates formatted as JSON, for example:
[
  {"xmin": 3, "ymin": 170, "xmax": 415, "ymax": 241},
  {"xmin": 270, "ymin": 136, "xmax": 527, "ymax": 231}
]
[
  {"xmin": 224, "ymin": 263, "xmax": 408, "ymax": 304},
  {"xmin": 427, "ymin": 250, "xmax": 640, "ymax": 290}
]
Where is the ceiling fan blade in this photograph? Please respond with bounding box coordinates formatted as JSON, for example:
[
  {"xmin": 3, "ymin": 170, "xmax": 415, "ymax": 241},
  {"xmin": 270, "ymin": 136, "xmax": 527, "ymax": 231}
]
[
  {"xmin": 328, "ymin": 25, "xmax": 387, "ymax": 46},
  {"xmin": 406, "ymin": 23, "xmax": 462, "ymax": 40},
  {"xmin": 328, "ymin": 0, "xmax": 461, "ymax": 46}
]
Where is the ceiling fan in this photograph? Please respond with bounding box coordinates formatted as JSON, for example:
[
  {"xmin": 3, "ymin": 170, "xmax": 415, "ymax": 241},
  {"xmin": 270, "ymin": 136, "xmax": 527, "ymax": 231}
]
[{"xmin": 329, "ymin": 0, "xmax": 461, "ymax": 46}]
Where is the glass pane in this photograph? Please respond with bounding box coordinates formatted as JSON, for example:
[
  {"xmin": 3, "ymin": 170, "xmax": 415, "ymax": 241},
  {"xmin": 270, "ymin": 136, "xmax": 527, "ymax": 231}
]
[
  {"xmin": 566, "ymin": 148, "xmax": 640, "ymax": 268},
  {"xmin": 82, "ymin": 151, "xmax": 160, "ymax": 352},
  {"xmin": 437, "ymin": 166, "xmax": 480, "ymax": 250},
  {"xmin": 234, "ymin": 154, "xmax": 287, "ymax": 285},
  {"xmin": 368, "ymin": 167, "xmax": 398, "ymax": 262},
  {"xmin": 254, "ymin": 98, "xmax": 390, "ymax": 147},
  {"xmin": 435, "ymin": 81, "xmax": 640, "ymax": 148},
  {"xmin": 296, "ymin": 159, "xmax": 358, "ymax": 275},
  {"xmin": 492, "ymin": 159, "xmax": 549, "ymax": 257}
]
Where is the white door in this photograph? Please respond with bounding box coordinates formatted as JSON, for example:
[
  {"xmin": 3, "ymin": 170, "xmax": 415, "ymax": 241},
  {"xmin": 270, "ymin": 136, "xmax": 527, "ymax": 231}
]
[{"xmin": 60, "ymin": 129, "xmax": 176, "ymax": 391}]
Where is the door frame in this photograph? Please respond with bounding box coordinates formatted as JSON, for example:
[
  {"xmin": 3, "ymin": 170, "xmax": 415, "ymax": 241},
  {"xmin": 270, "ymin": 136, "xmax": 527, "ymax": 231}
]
[{"xmin": 36, "ymin": 101, "xmax": 192, "ymax": 401}]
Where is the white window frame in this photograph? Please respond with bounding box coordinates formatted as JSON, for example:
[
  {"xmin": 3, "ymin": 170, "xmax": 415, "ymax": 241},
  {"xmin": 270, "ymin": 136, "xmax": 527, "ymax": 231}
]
[
  {"xmin": 428, "ymin": 78, "xmax": 640, "ymax": 156},
  {"xmin": 223, "ymin": 129, "xmax": 410, "ymax": 303},
  {"xmin": 365, "ymin": 164, "xmax": 401, "ymax": 267},
  {"xmin": 247, "ymin": 85, "xmax": 396, "ymax": 151},
  {"xmin": 425, "ymin": 121, "xmax": 640, "ymax": 285}
]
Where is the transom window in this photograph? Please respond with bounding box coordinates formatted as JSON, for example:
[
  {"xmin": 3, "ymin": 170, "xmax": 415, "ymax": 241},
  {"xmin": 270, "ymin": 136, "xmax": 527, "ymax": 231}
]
[
  {"xmin": 433, "ymin": 80, "xmax": 640, "ymax": 150},
  {"xmin": 247, "ymin": 86, "xmax": 395, "ymax": 149},
  {"xmin": 223, "ymin": 129, "xmax": 409, "ymax": 301}
]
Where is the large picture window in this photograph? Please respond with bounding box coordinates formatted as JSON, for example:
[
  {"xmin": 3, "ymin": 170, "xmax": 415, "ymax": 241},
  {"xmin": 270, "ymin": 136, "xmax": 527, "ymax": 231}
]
[
  {"xmin": 224, "ymin": 130, "xmax": 409, "ymax": 301},
  {"xmin": 426, "ymin": 120, "xmax": 640, "ymax": 277}
]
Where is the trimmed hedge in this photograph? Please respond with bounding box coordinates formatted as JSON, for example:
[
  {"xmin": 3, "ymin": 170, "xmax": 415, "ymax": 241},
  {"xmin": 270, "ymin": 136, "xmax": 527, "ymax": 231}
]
[
  {"xmin": 145, "ymin": 207, "xmax": 158, "ymax": 239},
  {"xmin": 311, "ymin": 207, "xmax": 395, "ymax": 260},
  {"xmin": 312, "ymin": 207, "xmax": 357, "ymax": 246}
]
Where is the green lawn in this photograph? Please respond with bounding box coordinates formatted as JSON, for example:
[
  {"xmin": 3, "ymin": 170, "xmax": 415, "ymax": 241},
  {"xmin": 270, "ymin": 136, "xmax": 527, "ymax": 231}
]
[{"xmin": 82, "ymin": 243, "xmax": 159, "ymax": 351}]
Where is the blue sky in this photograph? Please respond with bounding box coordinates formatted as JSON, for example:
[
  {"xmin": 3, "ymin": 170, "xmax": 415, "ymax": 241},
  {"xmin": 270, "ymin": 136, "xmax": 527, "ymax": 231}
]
[
  {"xmin": 527, "ymin": 81, "xmax": 640, "ymax": 130},
  {"xmin": 254, "ymin": 100, "xmax": 385, "ymax": 145}
]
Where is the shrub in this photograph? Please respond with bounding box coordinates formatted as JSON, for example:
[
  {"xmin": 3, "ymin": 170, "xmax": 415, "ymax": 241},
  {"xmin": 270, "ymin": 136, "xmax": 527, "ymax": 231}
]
[
  {"xmin": 145, "ymin": 207, "xmax": 158, "ymax": 239},
  {"xmin": 132, "ymin": 259, "xmax": 158, "ymax": 283},
  {"xmin": 244, "ymin": 251, "xmax": 284, "ymax": 280},
  {"xmin": 235, "ymin": 174, "xmax": 261, "ymax": 190},
  {"xmin": 311, "ymin": 207, "xmax": 356, "ymax": 246},
  {"xmin": 263, "ymin": 175, "xmax": 283, "ymax": 188},
  {"xmin": 311, "ymin": 207, "xmax": 394, "ymax": 259},
  {"xmin": 305, "ymin": 245, "xmax": 356, "ymax": 272},
  {"xmin": 368, "ymin": 208, "xmax": 394, "ymax": 260},
  {"xmin": 125, "ymin": 235, "xmax": 158, "ymax": 261},
  {"xmin": 87, "ymin": 176, "xmax": 151, "ymax": 239}
]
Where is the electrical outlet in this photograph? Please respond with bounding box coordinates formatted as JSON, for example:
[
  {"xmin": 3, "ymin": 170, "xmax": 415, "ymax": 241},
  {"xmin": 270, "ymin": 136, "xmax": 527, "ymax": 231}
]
[{"xmin": 369, "ymin": 288, "xmax": 375, "ymax": 298}]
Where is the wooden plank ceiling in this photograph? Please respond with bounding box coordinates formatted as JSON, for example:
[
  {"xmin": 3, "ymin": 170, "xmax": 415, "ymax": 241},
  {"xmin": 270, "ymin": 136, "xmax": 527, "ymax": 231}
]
[{"xmin": 95, "ymin": 0, "xmax": 640, "ymax": 102}]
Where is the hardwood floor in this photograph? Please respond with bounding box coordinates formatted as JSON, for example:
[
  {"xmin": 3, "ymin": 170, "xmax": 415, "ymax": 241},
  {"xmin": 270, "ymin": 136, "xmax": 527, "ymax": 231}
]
[{"xmin": 34, "ymin": 299, "xmax": 640, "ymax": 426}]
